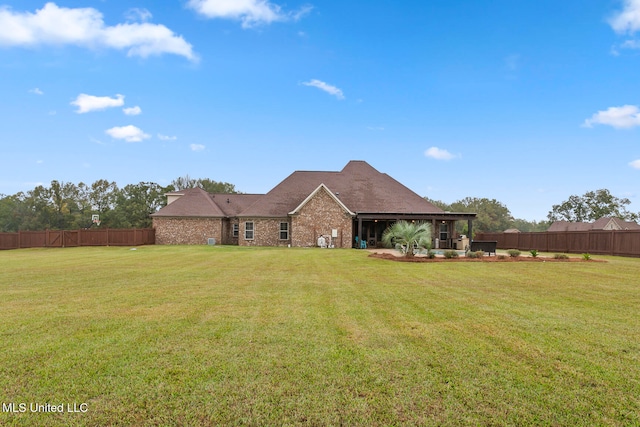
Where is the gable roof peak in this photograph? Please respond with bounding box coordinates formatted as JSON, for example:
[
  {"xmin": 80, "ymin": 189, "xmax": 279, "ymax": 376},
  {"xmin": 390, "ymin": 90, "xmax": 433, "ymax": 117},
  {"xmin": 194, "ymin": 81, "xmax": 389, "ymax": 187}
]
[{"xmin": 288, "ymin": 183, "xmax": 355, "ymax": 216}]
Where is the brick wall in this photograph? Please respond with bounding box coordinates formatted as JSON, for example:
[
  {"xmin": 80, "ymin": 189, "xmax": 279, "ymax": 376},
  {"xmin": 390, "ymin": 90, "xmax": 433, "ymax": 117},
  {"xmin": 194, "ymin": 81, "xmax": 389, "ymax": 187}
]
[
  {"xmin": 153, "ymin": 217, "xmax": 222, "ymax": 245},
  {"xmin": 221, "ymin": 218, "xmax": 239, "ymax": 245},
  {"xmin": 238, "ymin": 218, "xmax": 290, "ymax": 247},
  {"xmin": 291, "ymin": 188, "xmax": 353, "ymax": 248}
]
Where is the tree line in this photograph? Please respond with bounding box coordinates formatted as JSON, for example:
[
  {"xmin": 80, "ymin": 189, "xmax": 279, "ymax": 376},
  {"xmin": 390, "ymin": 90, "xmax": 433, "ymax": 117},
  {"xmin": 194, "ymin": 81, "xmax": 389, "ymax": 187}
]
[
  {"xmin": 1, "ymin": 178, "xmax": 635, "ymax": 234},
  {"xmin": 427, "ymin": 189, "xmax": 639, "ymax": 234},
  {"xmin": 0, "ymin": 176, "xmax": 238, "ymax": 232},
  {"xmin": 425, "ymin": 197, "xmax": 550, "ymax": 234}
]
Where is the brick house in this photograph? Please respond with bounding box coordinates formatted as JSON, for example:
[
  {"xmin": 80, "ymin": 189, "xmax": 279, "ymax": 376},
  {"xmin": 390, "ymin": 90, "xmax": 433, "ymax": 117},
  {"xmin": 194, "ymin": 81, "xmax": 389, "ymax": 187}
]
[{"xmin": 151, "ymin": 161, "xmax": 476, "ymax": 248}]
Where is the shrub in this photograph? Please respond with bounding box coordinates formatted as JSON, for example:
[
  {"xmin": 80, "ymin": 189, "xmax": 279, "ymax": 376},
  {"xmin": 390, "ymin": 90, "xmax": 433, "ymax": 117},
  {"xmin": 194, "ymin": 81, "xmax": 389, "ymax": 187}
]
[
  {"xmin": 498, "ymin": 255, "xmax": 507, "ymax": 260},
  {"xmin": 553, "ymin": 253, "xmax": 569, "ymax": 260},
  {"xmin": 507, "ymin": 249, "xmax": 521, "ymax": 258},
  {"xmin": 425, "ymin": 249, "xmax": 436, "ymax": 259},
  {"xmin": 443, "ymin": 250, "xmax": 459, "ymax": 259},
  {"xmin": 530, "ymin": 249, "xmax": 539, "ymax": 258},
  {"xmin": 466, "ymin": 250, "xmax": 484, "ymax": 259},
  {"xmin": 582, "ymin": 253, "xmax": 592, "ymax": 261}
]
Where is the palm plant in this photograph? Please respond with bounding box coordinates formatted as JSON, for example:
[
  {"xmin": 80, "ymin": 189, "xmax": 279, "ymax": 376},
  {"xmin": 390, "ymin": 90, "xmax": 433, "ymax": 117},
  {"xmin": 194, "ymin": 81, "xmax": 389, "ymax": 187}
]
[{"xmin": 381, "ymin": 220, "xmax": 432, "ymax": 257}]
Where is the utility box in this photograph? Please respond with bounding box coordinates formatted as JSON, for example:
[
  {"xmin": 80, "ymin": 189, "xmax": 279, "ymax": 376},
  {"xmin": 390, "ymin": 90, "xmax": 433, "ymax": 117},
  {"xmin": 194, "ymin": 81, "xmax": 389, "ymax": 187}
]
[{"xmin": 456, "ymin": 237, "xmax": 469, "ymax": 250}]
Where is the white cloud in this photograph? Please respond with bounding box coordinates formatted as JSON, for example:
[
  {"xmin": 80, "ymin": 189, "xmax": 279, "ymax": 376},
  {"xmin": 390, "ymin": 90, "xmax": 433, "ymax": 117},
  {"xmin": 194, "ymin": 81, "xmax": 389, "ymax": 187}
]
[
  {"xmin": 158, "ymin": 134, "xmax": 177, "ymax": 141},
  {"xmin": 608, "ymin": 1, "xmax": 640, "ymax": 54},
  {"xmin": 301, "ymin": 79, "xmax": 345, "ymax": 100},
  {"xmin": 123, "ymin": 106, "xmax": 142, "ymax": 116},
  {"xmin": 425, "ymin": 147, "xmax": 456, "ymax": 161},
  {"xmin": 0, "ymin": 3, "xmax": 197, "ymax": 61},
  {"xmin": 630, "ymin": 159, "xmax": 640, "ymax": 169},
  {"xmin": 583, "ymin": 105, "xmax": 640, "ymax": 129},
  {"xmin": 71, "ymin": 93, "xmax": 124, "ymax": 114},
  {"xmin": 190, "ymin": 144, "xmax": 205, "ymax": 151},
  {"xmin": 125, "ymin": 8, "xmax": 152, "ymax": 23},
  {"xmin": 187, "ymin": 0, "xmax": 312, "ymax": 28},
  {"xmin": 29, "ymin": 87, "xmax": 43, "ymax": 95},
  {"xmin": 609, "ymin": 0, "xmax": 640, "ymax": 33},
  {"xmin": 621, "ymin": 39, "xmax": 640, "ymax": 49},
  {"xmin": 105, "ymin": 125, "xmax": 150, "ymax": 142}
]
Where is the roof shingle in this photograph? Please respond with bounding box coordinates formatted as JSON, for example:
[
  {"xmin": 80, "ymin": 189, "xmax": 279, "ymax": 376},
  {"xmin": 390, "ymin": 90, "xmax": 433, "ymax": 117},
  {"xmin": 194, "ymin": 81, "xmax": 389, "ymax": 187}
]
[{"xmin": 238, "ymin": 160, "xmax": 443, "ymax": 217}]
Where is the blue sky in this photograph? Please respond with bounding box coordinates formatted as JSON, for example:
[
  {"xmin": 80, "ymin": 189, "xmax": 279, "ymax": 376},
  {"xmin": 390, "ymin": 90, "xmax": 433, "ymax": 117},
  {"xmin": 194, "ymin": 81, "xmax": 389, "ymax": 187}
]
[{"xmin": 2, "ymin": 0, "xmax": 640, "ymax": 221}]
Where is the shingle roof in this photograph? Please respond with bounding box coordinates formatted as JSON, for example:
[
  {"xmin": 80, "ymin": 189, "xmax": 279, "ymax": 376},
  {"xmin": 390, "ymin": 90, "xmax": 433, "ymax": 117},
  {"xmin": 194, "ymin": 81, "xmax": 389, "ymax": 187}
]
[
  {"xmin": 238, "ymin": 160, "xmax": 443, "ymax": 217},
  {"xmin": 548, "ymin": 217, "xmax": 640, "ymax": 232},
  {"xmin": 153, "ymin": 161, "xmax": 444, "ymax": 219},
  {"xmin": 547, "ymin": 220, "xmax": 593, "ymax": 232},
  {"xmin": 151, "ymin": 188, "xmax": 261, "ymax": 218}
]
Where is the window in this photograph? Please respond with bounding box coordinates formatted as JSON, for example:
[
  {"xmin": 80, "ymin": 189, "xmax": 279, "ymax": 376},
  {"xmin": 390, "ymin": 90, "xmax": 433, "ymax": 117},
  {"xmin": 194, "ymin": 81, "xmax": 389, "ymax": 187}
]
[
  {"xmin": 279, "ymin": 222, "xmax": 289, "ymax": 240},
  {"xmin": 232, "ymin": 223, "xmax": 239, "ymax": 238},
  {"xmin": 439, "ymin": 223, "xmax": 448, "ymax": 241},
  {"xmin": 244, "ymin": 222, "xmax": 254, "ymax": 240}
]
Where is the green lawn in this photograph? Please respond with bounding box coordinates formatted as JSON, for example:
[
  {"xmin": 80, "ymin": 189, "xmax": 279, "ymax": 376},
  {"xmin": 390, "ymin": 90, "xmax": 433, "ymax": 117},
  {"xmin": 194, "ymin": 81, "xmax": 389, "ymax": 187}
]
[{"xmin": 0, "ymin": 246, "xmax": 639, "ymax": 426}]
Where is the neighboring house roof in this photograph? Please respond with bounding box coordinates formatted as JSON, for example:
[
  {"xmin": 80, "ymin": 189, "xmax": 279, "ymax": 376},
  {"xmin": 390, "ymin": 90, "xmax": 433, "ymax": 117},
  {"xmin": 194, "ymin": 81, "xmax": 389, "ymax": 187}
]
[
  {"xmin": 547, "ymin": 221, "xmax": 592, "ymax": 232},
  {"xmin": 504, "ymin": 228, "xmax": 521, "ymax": 233},
  {"xmin": 591, "ymin": 217, "xmax": 640, "ymax": 230},
  {"xmin": 548, "ymin": 217, "xmax": 640, "ymax": 232},
  {"xmin": 151, "ymin": 188, "xmax": 261, "ymax": 218},
  {"xmin": 239, "ymin": 160, "xmax": 443, "ymax": 218}
]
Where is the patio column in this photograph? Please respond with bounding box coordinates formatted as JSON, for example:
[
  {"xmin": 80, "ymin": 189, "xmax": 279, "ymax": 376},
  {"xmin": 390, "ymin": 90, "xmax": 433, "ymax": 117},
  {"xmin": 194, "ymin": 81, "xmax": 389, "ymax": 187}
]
[
  {"xmin": 357, "ymin": 217, "xmax": 363, "ymax": 248},
  {"xmin": 431, "ymin": 219, "xmax": 436, "ymax": 248},
  {"xmin": 468, "ymin": 219, "xmax": 473, "ymax": 241}
]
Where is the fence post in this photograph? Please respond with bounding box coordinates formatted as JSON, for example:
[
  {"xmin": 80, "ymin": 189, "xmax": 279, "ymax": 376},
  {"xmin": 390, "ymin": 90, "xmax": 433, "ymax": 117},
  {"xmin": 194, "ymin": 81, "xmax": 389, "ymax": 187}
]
[
  {"xmin": 545, "ymin": 232, "xmax": 549, "ymax": 252},
  {"xmin": 611, "ymin": 230, "xmax": 615, "ymax": 256},
  {"xmin": 106, "ymin": 227, "xmax": 109, "ymax": 247}
]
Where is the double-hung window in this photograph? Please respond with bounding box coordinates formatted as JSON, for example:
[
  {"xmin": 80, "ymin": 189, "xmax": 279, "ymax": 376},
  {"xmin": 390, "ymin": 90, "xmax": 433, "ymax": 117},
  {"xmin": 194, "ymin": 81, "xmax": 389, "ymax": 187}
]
[
  {"xmin": 245, "ymin": 222, "xmax": 254, "ymax": 240},
  {"xmin": 232, "ymin": 223, "xmax": 239, "ymax": 238},
  {"xmin": 279, "ymin": 222, "xmax": 289, "ymax": 240}
]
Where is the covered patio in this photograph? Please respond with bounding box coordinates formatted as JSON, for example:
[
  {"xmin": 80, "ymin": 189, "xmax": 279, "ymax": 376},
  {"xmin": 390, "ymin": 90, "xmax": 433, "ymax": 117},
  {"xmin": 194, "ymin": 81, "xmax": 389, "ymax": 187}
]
[{"xmin": 353, "ymin": 212, "xmax": 477, "ymax": 250}]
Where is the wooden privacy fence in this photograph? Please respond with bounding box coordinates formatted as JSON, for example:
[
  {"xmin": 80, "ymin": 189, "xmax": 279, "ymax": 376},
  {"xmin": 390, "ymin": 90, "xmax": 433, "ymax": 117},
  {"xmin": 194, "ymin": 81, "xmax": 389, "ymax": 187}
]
[
  {"xmin": 0, "ymin": 228, "xmax": 155, "ymax": 250},
  {"xmin": 475, "ymin": 230, "xmax": 640, "ymax": 257}
]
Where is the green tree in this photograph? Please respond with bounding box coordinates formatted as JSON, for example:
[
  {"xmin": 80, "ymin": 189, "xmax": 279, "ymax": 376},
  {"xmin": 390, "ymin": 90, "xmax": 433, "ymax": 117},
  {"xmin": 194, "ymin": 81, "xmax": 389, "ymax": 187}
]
[
  {"xmin": 0, "ymin": 194, "xmax": 26, "ymax": 232},
  {"xmin": 424, "ymin": 197, "xmax": 451, "ymax": 212},
  {"xmin": 449, "ymin": 197, "xmax": 513, "ymax": 233},
  {"xmin": 111, "ymin": 182, "xmax": 171, "ymax": 228},
  {"xmin": 382, "ymin": 221, "xmax": 432, "ymax": 258},
  {"xmin": 88, "ymin": 179, "xmax": 119, "ymax": 227},
  {"xmin": 548, "ymin": 189, "xmax": 637, "ymax": 222},
  {"xmin": 48, "ymin": 180, "xmax": 85, "ymax": 229},
  {"xmin": 511, "ymin": 218, "xmax": 551, "ymax": 232},
  {"xmin": 171, "ymin": 175, "xmax": 240, "ymax": 193}
]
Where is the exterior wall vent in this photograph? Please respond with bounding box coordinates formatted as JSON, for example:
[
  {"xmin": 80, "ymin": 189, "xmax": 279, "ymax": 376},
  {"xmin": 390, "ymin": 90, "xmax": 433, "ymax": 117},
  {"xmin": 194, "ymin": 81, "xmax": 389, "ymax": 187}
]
[{"xmin": 207, "ymin": 238, "xmax": 216, "ymax": 245}]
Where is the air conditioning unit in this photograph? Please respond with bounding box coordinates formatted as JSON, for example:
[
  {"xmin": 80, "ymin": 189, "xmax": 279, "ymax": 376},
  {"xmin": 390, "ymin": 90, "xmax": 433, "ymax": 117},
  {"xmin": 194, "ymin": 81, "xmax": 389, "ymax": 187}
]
[{"xmin": 207, "ymin": 238, "xmax": 216, "ymax": 245}]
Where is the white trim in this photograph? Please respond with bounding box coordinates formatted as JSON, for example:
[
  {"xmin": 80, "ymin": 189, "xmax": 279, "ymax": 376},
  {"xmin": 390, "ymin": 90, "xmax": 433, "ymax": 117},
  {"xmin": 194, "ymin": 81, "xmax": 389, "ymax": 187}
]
[{"xmin": 288, "ymin": 183, "xmax": 355, "ymax": 216}]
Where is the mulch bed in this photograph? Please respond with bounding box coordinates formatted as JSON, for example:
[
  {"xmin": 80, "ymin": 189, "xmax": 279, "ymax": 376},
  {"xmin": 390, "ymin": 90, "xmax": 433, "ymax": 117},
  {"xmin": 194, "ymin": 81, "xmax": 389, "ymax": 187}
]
[{"xmin": 368, "ymin": 253, "xmax": 605, "ymax": 263}]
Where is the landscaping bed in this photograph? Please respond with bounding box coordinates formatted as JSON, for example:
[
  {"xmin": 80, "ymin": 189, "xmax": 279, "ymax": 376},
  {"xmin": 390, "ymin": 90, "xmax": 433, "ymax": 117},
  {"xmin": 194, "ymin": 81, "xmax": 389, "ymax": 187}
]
[{"xmin": 369, "ymin": 252, "xmax": 603, "ymax": 262}]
